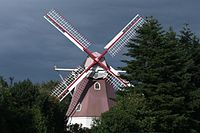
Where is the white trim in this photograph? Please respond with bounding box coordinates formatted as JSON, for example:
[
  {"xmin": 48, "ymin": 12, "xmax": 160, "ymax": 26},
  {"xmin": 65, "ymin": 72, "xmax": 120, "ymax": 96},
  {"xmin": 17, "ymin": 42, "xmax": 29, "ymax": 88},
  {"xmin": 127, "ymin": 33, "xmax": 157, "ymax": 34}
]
[
  {"xmin": 121, "ymin": 14, "xmax": 140, "ymax": 31},
  {"xmin": 104, "ymin": 31, "xmax": 123, "ymax": 49},
  {"xmin": 76, "ymin": 103, "xmax": 82, "ymax": 111},
  {"xmin": 94, "ymin": 82, "xmax": 101, "ymax": 90},
  {"xmin": 58, "ymin": 71, "xmax": 88, "ymax": 102},
  {"xmin": 67, "ymin": 117, "xmax": 98, "ymax": 128},
  {"xmin": 44, "ymin": 16, "xmax": 84, "ymax": 51},
  {"xmin": 63, "ymin": 32, "xmax": 84, "ymax": 51},
  {"xmin": 109, "ymin": 66, "xmax": 120, "ymax": 76},
  {"xmin": 104, "ymin": 14, "xmax": 140, "ymax": 50}
]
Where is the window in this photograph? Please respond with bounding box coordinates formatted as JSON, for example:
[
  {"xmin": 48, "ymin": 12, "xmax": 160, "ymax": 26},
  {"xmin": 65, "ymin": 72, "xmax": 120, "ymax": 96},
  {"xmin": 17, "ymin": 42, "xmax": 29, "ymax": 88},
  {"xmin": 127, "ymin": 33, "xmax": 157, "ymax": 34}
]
[
  {"xmin": 94, "ymin": 82, "xmax": 101, "ymax": 90},
  {"xmin": 76, "ymin": 103, "xmax": 82, "ymax": 111}
]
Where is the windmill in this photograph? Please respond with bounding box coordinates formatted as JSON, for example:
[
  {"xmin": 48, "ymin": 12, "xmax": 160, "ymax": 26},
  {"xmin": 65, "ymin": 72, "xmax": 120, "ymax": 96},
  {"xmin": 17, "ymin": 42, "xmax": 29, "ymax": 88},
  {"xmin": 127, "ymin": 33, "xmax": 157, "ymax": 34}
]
[{"xmin": 44, "ymin": 9, "xmax": 145, "ymax": 128}]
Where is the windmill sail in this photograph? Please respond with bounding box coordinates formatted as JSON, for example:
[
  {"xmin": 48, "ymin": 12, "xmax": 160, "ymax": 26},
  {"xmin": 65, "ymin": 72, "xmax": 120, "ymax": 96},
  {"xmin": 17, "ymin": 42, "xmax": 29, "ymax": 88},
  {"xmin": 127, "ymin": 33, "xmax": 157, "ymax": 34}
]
[
  {"xmin": 44, "ymin": 9, "xmax": 145, "ymax": 128},
  {"xmin": 44, "ymin": 9, "xmax": 92, "ymax": 51},
  {"xmin": 104, "ymin": 14, "xmax": 146, "ymax": 57},
  {"xmin": 51, "ymin": 66, "xmax": 87, "ymax": 101},
  {"xmin": 105, "ymin": 73, "xmax": 127, "ymax": 90}
]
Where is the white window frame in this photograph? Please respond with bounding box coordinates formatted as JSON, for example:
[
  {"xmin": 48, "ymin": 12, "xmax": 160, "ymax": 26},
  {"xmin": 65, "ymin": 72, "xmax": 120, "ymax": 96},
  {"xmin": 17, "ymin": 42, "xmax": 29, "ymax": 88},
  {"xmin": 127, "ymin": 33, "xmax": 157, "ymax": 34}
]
[
  {"xmin": 76, "ymin": 103, "xmax": 82, "ymax": 112},
  {"xmin": 94, "ymin": 82, "xmax": 101, "ymax": 90}
]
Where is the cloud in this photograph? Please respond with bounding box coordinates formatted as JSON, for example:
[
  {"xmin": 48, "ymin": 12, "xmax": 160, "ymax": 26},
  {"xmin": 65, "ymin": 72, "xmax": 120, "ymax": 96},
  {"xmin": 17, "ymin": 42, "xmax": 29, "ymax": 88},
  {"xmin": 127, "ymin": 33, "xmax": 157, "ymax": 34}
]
[{"xmin": 0, "ymin": 0, "xmax": 199, "ymax": 82}]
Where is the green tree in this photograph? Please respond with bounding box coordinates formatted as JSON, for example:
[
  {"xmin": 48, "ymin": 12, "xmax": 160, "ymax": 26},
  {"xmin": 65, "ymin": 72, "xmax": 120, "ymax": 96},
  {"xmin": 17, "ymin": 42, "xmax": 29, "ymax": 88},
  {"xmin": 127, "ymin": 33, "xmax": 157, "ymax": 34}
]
[
  {"xmin": 0, "ymin": 78, "xmax": 67, "ymax": 133},
  {"xmin": 0, "ymin": 76, "xmax": 8, "ymax": 88},
  {"xmin": 37, "ymin": 80, "xmax": 69, "ymax": 133},
  {"xmin": 11, "ymin": 79, "xmax": 39, "ymax": 107},
  {"xmin": 123, "ymin": 18, "xmax": 200, "ymax": 132},
  {"xmin": 178, "ymin": 24, "xmax": 200, "ymax": 132},
  {"xmin": 92, "ymin": 17, "xmax": 200, "ymax": 133},
  {"xmin": 38, "ymin": 80, "xmax": 59, "ymax": 94},
  {"xmin": 91, "ymin": 92, "xmax": 155, "ymax": 133},
  {"xmin": 66, "ymin": 123, "xmax": 91, "ymax": 133},
  {"xmin": 37, "ymin": 93, "xmax": 66, "ymax": 133},
  {"xmin": 0, "ymin": 77, "xmax": 12, "ymax": 132},
  {"xmin": 7, "ymin": 107, "xmax": 46, "ymax": 133}
]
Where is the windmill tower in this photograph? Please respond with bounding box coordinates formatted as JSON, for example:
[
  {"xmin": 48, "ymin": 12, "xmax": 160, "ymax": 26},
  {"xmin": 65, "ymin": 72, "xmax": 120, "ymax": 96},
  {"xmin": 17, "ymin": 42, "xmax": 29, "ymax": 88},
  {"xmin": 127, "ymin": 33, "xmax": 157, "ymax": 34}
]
[{"xmin": 44, "ymin": 9, "xmax": 145, "ymax": 128}]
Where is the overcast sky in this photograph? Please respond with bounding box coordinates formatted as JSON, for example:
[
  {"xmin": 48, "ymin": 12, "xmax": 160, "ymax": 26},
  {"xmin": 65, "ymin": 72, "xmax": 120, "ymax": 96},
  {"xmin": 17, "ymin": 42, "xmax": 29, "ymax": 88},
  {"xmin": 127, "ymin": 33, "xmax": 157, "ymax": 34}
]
[{"xmin": 0, "ymin": 0, "xmax": 199, "ymax": 83}]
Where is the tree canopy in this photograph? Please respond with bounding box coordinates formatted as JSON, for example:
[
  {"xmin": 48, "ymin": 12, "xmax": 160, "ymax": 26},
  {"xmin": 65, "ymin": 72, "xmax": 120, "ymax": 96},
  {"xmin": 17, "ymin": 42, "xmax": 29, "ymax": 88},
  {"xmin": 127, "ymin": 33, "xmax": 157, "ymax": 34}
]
[
  {"xmin": 91, "ymin": 17, "xmax": 200, "ymax": 133},
  {"xmin": 0, "ymin": 79, "xmax": 68, "ymax": 133}
]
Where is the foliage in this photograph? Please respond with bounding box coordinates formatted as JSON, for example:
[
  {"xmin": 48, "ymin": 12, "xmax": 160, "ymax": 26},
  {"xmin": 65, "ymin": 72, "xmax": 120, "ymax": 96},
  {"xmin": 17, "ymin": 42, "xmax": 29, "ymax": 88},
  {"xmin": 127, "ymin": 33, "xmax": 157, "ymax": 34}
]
[
  {"xmin": 91, "ymin": 92, "xmax": 155, "ymax": 133},
  {"xmin": 0, "ymin": 76, "xmax": 8, "ymax": 88},
  {"xmin": 66, "ymin": 124, "xmax": 91, "ymax": 133},
  {"xmin": 0, "ymin": 79, "xmax": 67, "ymax": 133},
  {"xmin": 91, "ymin": 17, "xmax": 200, "ymax": 133}
]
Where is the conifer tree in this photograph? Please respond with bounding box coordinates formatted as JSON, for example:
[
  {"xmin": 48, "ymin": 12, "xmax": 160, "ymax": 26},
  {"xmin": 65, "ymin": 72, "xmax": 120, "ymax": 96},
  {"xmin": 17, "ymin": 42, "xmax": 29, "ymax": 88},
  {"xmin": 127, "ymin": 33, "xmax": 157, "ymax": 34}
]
[
  {"xmin": 91, "ymin": 17, "xmax": 200, "ymax": 133},
  {"xmin": 178, "ymin": 24, "xmax": 200, "ymax": 132},
  {"xmin": 122, "ymin": 18, "xmax": 200, "ymax": 132}
]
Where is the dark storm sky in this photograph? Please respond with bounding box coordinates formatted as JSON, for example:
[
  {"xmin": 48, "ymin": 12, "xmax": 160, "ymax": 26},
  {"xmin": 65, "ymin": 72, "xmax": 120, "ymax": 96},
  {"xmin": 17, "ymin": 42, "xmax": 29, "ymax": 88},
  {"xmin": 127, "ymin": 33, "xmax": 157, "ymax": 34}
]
[{"xmin": 0, "ymin": 0, "xmax": 199, "ymax": 83}]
